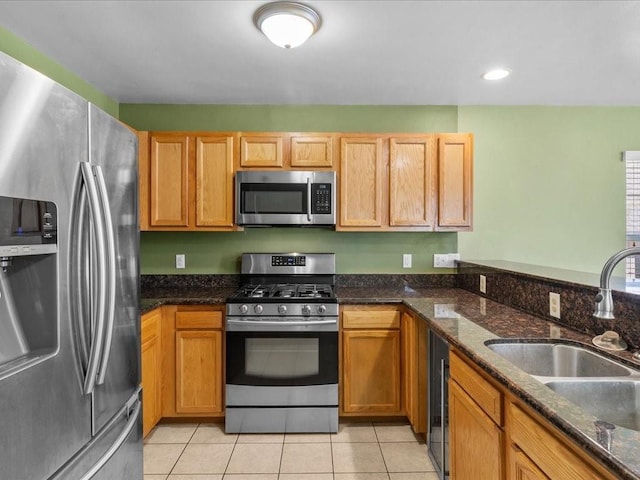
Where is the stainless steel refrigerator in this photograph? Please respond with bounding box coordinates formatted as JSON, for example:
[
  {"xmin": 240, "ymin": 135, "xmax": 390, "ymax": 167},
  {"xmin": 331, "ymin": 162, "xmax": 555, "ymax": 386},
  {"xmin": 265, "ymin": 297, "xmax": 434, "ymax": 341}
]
[{"xmin": 0, "ymin": 51, "xmax": 142, "ymax": 479}]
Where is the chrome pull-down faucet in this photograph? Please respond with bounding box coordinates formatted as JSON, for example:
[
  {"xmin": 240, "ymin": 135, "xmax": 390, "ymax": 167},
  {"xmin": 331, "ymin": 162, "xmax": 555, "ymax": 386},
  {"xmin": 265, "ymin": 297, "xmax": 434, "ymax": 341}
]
[{"xmin": 594, "ymin": 246, "xmax": 640, "ymax": 319}]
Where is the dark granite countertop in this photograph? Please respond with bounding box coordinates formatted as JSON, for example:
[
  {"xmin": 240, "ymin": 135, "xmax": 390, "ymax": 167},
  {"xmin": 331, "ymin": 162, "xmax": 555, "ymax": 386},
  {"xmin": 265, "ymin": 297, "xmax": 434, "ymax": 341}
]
[{"xmin": 141, "ymin": 285, "xmax": 640, "ymax": 479}]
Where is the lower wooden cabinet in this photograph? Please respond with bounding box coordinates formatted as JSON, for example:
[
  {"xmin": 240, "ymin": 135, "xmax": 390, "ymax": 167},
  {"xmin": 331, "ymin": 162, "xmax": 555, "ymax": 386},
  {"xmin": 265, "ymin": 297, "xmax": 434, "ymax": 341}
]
[
  {"xmin": 450, "ymin": 348, "xmax": 618, "ymax": 480},
  {"xmin": 162, "ymin": 305, "xmax": 225, "ymax": 418},
  {"xmin": 141, "ymin": 308, "xmax": 162, "ymax": 437},
  {"xmin": 175, "ymin": 329, "xmax": 223, "ymax": 414},
  {"xmin": 341, "ymin": 306, "xmax": 402, "ymax": 415},
  {"xmin": 508, "ymin": 401, "xmax": 615, "ymax": 480},
  {"xmin": 509, "ymin": 444, "xmax": 550, "ymax": 480},
  {"xmin": 449, "ymin": 380, "xmax": 504, "ymax": 480},
  {"xmin": 402, "ymin": 311, "xmax": 427, "ymax": 433}
]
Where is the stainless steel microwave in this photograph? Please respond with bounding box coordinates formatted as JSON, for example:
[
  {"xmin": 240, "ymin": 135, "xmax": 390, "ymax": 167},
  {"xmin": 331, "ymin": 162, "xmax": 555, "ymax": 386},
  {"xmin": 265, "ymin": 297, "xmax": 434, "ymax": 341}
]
[{"xmin": 235, "ymin": 171, "xmax": 336, "ymax": 226}]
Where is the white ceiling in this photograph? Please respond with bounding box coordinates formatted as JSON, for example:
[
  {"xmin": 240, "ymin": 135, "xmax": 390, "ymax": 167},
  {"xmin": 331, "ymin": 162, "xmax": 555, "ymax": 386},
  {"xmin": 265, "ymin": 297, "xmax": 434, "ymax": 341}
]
[{"xmin": 0, "ymin": 0, "xmax": 639, "ymax": 106}]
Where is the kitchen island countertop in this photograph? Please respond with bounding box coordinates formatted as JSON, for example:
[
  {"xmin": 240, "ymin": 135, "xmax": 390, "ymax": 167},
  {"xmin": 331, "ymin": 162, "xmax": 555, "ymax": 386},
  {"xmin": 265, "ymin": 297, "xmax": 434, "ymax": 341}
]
[{"xmin": 141, "ymin": 284, "xmax": 640, "ymax": 479}]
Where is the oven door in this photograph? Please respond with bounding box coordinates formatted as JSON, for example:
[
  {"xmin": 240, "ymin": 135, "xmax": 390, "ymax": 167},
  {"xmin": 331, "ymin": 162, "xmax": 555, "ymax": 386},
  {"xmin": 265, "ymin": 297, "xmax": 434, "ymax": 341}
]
[{"xmin": 225, "ymin": 320, "xmax": 338, "ymax": 407}]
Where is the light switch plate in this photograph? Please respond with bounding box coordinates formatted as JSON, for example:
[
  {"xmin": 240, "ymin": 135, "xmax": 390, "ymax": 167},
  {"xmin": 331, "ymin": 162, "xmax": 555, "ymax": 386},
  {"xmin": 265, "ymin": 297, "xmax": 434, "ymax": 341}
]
[
  {"xmin": 403, "ymin": 254, "xmax": 412, "ymax": 268},
  {"xmin": 549, "ymin": 292, "xmax": 561, "ymax": 319},
  {"xmin": 176, "ymin": 254, "xmax": 186, "ymax": 269}
]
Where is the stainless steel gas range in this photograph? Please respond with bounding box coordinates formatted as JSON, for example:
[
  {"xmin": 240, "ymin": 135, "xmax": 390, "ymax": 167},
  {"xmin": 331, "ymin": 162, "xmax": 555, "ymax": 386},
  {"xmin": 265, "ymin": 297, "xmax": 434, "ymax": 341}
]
[{"xmin": 225, "ymin": 253, "xmax": 339, "ymax": 433}]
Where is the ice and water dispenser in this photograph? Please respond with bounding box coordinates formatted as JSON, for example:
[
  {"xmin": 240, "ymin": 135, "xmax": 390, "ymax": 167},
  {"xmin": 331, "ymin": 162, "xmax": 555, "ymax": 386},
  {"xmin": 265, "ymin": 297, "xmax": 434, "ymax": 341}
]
[{"xmin": 0, "ymin": 195, "xmax": 57, "ymax": 377}]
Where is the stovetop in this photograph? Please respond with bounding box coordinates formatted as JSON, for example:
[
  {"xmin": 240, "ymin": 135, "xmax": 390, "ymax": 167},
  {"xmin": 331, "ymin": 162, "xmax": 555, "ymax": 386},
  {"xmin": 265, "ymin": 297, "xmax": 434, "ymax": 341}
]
[{"xmin": 228, "ymin": 283, "xmax": 336, "ymax": 303}]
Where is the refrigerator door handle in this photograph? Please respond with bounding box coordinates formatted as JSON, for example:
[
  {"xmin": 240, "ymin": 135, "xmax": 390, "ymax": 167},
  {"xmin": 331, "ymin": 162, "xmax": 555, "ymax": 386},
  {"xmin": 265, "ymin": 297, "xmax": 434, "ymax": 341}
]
[
  {"xmin": 73, "ymin": 187, "xmax": 91, "ymax": 368},
  {"xmin": 80, "ymin": 162, "xmax": 109, "ymax": 395},
  {"xmin": 77, "ymin": 398, "xmax": 140, "ymax": 480},
  {"xmin": 93, "ymin": 165, "xmax": 116, "ymax": 386}
]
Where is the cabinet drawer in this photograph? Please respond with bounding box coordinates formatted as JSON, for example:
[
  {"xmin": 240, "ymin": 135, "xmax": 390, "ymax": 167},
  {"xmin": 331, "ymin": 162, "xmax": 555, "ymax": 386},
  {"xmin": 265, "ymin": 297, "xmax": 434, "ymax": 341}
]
[
  {"xmin": 176, "ymin": 310, "xmax": 223, "ymax": 329},
  {"xmin": 141, "ymin": 309, "xmax": 161, "ymax": 344},
  {"xmin": 450, "ymin": 350, "xmax": 502, "ymax": 425},
  {"xmin": 342, "ymin": 308, "xmax": 400, "ymax": 329},
  {"xmin": 509, "ymin": 402, "xmax": 607, "ymax": 480}
]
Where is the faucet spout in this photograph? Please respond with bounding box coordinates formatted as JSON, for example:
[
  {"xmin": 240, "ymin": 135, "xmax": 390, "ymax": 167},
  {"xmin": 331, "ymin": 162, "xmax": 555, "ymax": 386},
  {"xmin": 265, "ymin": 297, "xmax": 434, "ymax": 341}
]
[{"xmin": 594, "ymin": 246, "xmax": 640, "ymax": 319}]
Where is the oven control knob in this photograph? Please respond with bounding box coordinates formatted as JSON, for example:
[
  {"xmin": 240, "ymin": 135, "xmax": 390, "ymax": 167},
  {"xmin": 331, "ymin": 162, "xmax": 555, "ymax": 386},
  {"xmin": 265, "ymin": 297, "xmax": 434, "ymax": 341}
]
[
  {"xmin": 318, "ymin": 305, "xmax": 327, "ymax": 314},
  {"xmin": 239, "ymin": 304, "xmax": 249, "ymax": 314},
  {"xmin": 302, "ymin": 305, "xmax": 311, "ymax": 315},
  {"xmin": 254, "ymin": 305, "xmax": 263, "ymax": 314},
  {"xmin": 278, "ymin": 305, "xmax": 287, "ymax": 315}
]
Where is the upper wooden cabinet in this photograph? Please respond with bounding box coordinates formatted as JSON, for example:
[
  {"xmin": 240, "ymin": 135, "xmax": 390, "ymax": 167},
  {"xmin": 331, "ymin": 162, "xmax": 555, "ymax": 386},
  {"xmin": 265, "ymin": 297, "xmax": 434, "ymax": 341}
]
[
  {"xmin": 389, "ymin": 136, "xmax": 436, "ymax": 228},
  {"xmin": 339, "ymin": 137, "xmax": 384, "ymax": 228},
  {"xmin": 238, "ymin": 132, "xmax": 335, "ymax": 170},
  {"xmin": 150, "ymin": 134, "xmax": 190, "ymax": 227},
  {"xmin": 143, "ymin": 132, "xmax": 236, "ymax": 231},
  {"xmin": 437, "ymin": 133, "xmax": 473, "ymax": 230},
  {"xmin": 291, "ymin": 135, "xmax": 334, "ymax": 167},
  {"xmin": 240, "ymin": 134, "xmax": 284, "ymax": 168},
  {"xmin": 338, "ymin": 135, "xmax": 438, "ymax": 231},
  {"xmin": 138, "ymin": 129, "xmax": 471, "ymax": 232}
]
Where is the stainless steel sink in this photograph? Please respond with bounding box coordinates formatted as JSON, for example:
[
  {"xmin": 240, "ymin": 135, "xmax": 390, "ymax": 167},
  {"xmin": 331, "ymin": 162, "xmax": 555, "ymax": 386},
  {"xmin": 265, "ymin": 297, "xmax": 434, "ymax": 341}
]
[
  {"xmin": 484, "ymin": 339, "xmax": 640, "ymax": 431},
  {"xmin": 545, "ymin": 380, "xmax": 640, "ymax": 431},
  {"xmin": 484, "ymin": 340, "xmax": 634, "ymax": 377}
]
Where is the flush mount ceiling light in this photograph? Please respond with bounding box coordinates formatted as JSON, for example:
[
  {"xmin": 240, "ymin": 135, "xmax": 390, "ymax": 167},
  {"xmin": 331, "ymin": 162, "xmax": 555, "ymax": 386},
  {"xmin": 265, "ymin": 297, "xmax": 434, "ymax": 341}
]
[
  {"xmin": 254, "ymin": 1, "xmax": 321, "ymax": 49},
  {"xmin": 482, "ymin": 68, "xmax": 511, "ymax": 80}
]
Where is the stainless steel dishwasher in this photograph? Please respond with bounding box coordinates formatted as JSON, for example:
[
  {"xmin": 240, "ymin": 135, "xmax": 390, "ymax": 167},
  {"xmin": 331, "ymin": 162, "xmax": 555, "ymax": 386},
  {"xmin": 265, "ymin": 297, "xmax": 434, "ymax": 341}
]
[{"xmin": 428, "ymin": 329, "xmax": 450, "ymax": 480}]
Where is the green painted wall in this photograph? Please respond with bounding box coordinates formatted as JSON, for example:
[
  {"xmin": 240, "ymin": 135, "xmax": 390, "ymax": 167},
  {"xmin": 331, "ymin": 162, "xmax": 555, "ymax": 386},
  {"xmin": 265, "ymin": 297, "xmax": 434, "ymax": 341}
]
[
  {"xmin": 121, "ymin": 103, "xmax": 460, "ymax": 274},
  {"xmin": 0, "ymin": 25, "xmax": 118, "ymax": 117},
  {"xmin": 141, "ymin": 229, "xmax": 457, "ymax": 274},
  {"xmin": 119, "ymin": 104, "xmax": 457, "ymax": 133},
  {"xmin": 458, "ymin": 106, "xmax": 640, "ymax": 274}
]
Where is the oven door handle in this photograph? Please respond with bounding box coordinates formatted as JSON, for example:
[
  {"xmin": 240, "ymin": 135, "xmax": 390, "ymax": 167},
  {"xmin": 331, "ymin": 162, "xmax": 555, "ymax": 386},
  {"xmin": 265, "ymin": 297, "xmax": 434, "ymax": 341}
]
[{"xmin": 227, "ymin": 319, "xmax": 337, "ymax": 326}]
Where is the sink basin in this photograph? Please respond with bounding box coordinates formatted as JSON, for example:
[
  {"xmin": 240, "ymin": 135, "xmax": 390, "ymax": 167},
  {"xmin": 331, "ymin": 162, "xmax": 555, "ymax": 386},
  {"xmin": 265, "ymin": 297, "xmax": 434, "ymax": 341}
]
[
  {"xmin": 484, "ymin": 341, "xmax": 634, "ymax": 377},
  {"xmin": 546, "ymin": 380, "xmax": 640, "ymax": 431}
]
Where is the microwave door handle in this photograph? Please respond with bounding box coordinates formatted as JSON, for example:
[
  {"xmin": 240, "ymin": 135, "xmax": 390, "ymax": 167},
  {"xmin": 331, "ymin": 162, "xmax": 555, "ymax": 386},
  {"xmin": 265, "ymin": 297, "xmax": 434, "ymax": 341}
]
[{"xmin": 306, "ymin": 177, "xmax": 312, "ymax": 222}]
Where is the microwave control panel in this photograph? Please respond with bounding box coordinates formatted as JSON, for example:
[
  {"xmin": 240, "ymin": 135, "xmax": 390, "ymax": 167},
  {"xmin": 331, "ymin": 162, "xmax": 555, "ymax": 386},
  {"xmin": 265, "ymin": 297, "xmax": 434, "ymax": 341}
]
[{"xmin": 311, "ymin": 183, "xmax": 332, "ymax": 214}]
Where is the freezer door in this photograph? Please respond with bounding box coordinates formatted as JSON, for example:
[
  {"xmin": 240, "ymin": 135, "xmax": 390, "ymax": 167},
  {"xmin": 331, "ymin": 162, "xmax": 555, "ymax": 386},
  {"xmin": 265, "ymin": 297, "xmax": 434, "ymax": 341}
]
[
  {"xmin": 88, "ymin": 105, "xmax": 140, "ymax": 435},
  {"xmin": 49, "ymin": 391, "xmax": 142, "ymax": 480},
  {"xmin": 0, "ymin": 52, "xmax": 93, "ymax": 479}
]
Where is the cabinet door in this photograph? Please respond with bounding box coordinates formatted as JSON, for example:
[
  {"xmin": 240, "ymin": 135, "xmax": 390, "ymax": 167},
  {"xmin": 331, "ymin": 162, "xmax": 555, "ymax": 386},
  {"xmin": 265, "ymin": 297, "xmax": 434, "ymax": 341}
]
[
  {"xmin": 240, "ymin": 135, "xmax": 284, "ymax": 167},
  {"xmin": 195, "ymin": 135, "xmax": 234, "ymax": 227},
  {"xmin": 150, "ymin": 134, "xmax": 190, "ymax": 227},
  {"xmin": 389, "ymin": 136, "xmax": 435, "ymax": 227},
  {"xmin": 509, "ymin": 444, "xmax": 550, "ymax": 480},
  {"xmin": 342, "ymin": 329, "xmax": 401, "ymax": 414},
  {"xmin": 339, "ymin": 137, "xmax": 384, "ymax": 228},
  {"xmin": 437, "ymin": 133, "xmax": 473, "ymax": 230},
  {"xmin": 175, "ymin": 330, "xmax": 223, "ymax": 414},
  {"xmin": 291, "ymin": 135, "xmax": 333, "ymax": 167},
  {"xmin": 141, "ymin": 309, "xmax": 162, "ymax": 437},
  {"xmin": 449, "ymin": 380, "xmax": 504, "ymax": 480},
  {"xmin": 402, "ymin": 312, "xmax": 427, "ymax": 433}
]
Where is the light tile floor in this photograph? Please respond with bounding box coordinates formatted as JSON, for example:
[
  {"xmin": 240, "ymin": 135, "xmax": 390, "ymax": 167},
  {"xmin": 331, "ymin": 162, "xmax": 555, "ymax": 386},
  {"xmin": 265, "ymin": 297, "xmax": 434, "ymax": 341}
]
[{"xmin": 144, "ymin": 421, "xmax": 439, "ymax": 480}]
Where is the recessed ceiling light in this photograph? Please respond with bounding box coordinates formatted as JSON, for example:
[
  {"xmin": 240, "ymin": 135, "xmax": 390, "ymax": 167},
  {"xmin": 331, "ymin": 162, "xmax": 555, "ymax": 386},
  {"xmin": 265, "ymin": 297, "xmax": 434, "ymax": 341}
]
[
  {"xmin": 482, "ymin": 69, "xmax": 511, "ymax": 80},
  {"xmin": 254, "ymin": 2, "xmax": 322, "ymax": 49}
]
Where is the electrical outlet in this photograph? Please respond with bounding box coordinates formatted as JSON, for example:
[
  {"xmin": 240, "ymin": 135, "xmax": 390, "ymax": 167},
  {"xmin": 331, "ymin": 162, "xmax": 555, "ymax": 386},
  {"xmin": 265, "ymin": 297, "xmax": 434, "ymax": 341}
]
[
  {"xmin": 550, "ymin": 324, "xmax": 562, "ymax": 338},
  {"xmin": 480, "ymin": 297, "xmax": 486, "ymax": 315},
  {"xmin": 403, "ymin": 254, "xmax": 412, "ymax": 268},
  {"xmin": 434, "ymin": 253, "xmax": 459, "ymax": 268},
  {"xmin": 549, "ymin": 292, "xmax": 561, "ymax": 319},
  {"xmin": 479, "ymin": 274, "xmax": 487, "ymax": 294},
  {"xmin": 176, "ymin": 254, "xmax": 186, "ymax": 269}
]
